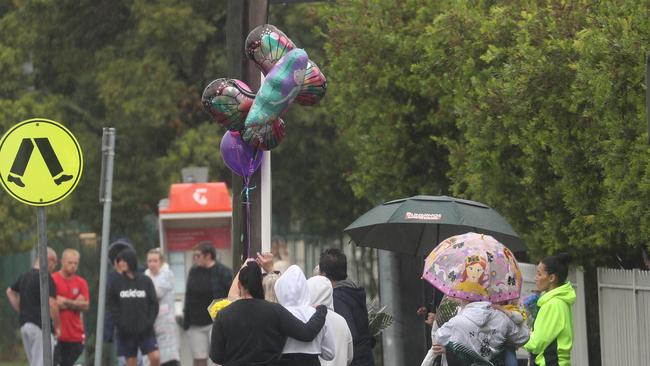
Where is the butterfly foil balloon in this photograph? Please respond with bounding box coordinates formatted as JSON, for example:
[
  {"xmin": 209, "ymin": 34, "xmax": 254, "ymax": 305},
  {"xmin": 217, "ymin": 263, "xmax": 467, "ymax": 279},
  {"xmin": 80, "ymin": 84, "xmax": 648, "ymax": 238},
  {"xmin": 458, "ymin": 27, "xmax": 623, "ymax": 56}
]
[
  {"xmin": 202, "ymin": 78, "xmax": 255, "ymax": 132},
  {"xmin": 246, "ymin": 24, "xmax": 327, "ymax": 107},
  {"xmin": 296, "ymin": 60, "xmax": 327, "ymax": 106},
  {"xmin": 202, "ymin": 24, "xmax": 327, "ymax": 154},
  {"xmin": 245, "ymin": 24, "xmax": 296, "ymax": 75},
  {"xmin": 242, "ymin": 48, "xmax": 307, "ymax": 148}
]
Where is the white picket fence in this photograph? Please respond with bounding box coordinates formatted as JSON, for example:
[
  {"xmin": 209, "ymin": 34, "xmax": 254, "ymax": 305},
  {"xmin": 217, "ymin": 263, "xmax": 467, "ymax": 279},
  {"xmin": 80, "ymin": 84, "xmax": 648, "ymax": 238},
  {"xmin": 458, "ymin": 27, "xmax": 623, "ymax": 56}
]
[{"xmin": 598, "ymin": 268, "xmax": 650, "ymax": 366}]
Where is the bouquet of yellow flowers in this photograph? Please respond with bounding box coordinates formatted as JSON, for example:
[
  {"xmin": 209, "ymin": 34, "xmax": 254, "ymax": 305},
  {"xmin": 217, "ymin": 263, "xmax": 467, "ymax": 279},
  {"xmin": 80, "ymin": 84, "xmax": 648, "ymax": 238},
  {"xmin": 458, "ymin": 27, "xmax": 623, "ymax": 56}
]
[{"xmin": 207, "ymin": 298, "xmax": 231, "ymax": 320}]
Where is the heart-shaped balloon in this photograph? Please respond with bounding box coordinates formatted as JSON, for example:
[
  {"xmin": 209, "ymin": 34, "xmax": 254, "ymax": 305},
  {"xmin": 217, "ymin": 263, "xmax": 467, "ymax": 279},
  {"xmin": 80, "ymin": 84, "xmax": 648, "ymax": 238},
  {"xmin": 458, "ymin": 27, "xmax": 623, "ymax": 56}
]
[
  {"xmin": 246, "ymin": 24, "xmax": 327, "ymax": 106},
  {"xmin": 202, "ymin": 78, "xmax": 255, "ymax": 132},
  {"xmin": 241, "ymin": 48, "xmax": 307, "ymax": 148}
]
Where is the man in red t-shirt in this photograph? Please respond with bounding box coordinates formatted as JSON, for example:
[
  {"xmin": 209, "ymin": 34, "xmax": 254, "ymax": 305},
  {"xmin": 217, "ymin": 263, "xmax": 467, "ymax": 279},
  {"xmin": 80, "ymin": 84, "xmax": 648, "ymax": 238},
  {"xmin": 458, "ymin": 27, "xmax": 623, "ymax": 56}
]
[{"xmin": 52, "ymin": 249, "xmax": 89, "ymax": 366}]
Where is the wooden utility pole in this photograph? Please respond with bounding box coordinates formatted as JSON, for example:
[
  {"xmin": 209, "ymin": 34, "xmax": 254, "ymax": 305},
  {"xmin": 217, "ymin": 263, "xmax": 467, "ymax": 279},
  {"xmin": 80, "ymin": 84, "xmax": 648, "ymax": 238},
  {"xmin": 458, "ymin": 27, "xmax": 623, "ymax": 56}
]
[
  {"xmin": 227, "ymin": 0, "xmax": 330, "ymax": 266},
  {"xmin": 227, "ymin": 0, "xmax": 268, "ymax": 265},
  {"xmin": 646, "ymin": 53, "xmax": 649, "ymax": 145}
]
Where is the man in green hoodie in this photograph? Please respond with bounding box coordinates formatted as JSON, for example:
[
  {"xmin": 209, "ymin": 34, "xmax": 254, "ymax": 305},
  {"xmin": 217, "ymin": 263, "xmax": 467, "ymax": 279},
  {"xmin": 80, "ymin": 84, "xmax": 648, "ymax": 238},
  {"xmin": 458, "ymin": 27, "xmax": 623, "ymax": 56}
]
[{"xmin": 524, "ymin": 253, "xmax": 576, "ymax": 366}]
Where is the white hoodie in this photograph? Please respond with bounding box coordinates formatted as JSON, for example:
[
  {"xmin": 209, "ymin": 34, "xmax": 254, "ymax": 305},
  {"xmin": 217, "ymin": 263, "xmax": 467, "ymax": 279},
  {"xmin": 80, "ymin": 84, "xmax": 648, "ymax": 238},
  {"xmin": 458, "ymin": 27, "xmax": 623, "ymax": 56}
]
[
  {"xmin": 433, "ymin": 301, "xmax": 530, "ymax": 364},
  {"xmin": 308, "ymin": 276, "xmax": 354, "ymax": 366},
  {"xmin": 275, "ymin": 265, "xmax": 335, "ymax": 360},
  {"xmin": 144, "ymin": 263, "xmax": 179, "ymax": 363}
]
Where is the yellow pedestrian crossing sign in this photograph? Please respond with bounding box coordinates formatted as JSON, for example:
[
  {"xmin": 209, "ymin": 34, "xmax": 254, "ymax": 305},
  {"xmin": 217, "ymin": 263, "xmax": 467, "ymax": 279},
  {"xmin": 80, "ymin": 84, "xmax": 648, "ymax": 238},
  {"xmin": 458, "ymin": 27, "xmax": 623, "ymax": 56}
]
[{"xmin": 0, "ymin": 118, "xmax": 83, "ymax": 206}]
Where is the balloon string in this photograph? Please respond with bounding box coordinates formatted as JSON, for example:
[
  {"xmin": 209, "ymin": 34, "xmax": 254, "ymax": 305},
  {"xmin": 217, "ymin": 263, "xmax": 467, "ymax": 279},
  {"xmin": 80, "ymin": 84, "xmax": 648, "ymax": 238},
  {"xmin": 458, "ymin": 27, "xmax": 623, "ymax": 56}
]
[
  {"xmin": 241, "ymin": 183, "xmax": 256, "ymax": 262},
  {"xmin": 240, "ymin": 149, "xmax": 259, "ymax": 263},
  {"xmin": 248, "ymin": 148, "xmax": 260, "ymax": 177}
]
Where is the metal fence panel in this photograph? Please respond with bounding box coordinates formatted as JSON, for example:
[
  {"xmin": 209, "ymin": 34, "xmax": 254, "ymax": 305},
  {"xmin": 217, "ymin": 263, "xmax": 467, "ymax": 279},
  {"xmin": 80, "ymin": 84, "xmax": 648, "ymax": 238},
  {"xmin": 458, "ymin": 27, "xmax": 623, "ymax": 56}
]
[
  {"xmin": 598, "ymin": 268, "xmax": 650, "ymax": 366},
  {"xmin": 639, "ymin": 271, "xmax": 650, "ymax": 365},
  {"xmin": 0, "ymin": 251, "xmax": 32, "ymax": 360}
]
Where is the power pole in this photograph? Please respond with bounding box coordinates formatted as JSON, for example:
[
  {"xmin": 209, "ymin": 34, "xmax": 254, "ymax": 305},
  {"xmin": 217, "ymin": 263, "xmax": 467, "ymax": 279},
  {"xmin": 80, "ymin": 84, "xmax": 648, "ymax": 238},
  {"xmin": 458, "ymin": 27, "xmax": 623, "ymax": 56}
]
[
  {"xmin": 227, "ymin": 0, "xmax": 268, "ymax": 265},
  {"xmin": 646, "ymin": 53, "xmax": 649, "ymax": 145}
]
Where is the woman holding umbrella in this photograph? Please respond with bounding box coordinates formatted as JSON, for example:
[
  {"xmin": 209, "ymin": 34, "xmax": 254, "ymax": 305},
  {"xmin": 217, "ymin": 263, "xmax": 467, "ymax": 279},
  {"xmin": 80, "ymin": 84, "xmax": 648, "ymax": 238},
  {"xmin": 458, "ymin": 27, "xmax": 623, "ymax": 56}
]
[
  {"xmin": 523, "ymin": 253, "xmax": 575, "ymax": 366},
  {"xmin": 421, "ymin": 233, "xmax": 530, "ymax": 365}
]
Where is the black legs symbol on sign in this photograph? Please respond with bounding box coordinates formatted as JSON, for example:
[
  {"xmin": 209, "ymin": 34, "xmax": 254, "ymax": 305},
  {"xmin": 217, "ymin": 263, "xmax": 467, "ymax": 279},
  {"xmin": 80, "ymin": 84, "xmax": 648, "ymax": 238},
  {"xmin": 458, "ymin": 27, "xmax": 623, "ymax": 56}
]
[{"xmin": 7, "ymin": 138, "xmax": 73, "ymax": 187}]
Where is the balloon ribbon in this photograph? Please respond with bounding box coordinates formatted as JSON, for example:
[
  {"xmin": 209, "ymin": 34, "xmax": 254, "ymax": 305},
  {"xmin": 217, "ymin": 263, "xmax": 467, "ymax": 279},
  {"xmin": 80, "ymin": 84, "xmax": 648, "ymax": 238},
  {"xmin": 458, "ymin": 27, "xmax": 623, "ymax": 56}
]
[
  {"xmin": 240, "ymin": 148, "xmax": 260, "ymax": 264},
  {"xmin": 240, "ymin": 183, "xmax": 256, "ymax": 263}
]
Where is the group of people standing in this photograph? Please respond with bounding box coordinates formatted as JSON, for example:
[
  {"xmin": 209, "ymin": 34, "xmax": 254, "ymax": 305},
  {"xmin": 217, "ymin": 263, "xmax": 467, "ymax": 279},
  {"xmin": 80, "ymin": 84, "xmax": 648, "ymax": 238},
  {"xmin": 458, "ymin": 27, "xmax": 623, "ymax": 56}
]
[
  {"xmin": 424, "ymin": 252, "xmax": 576, "ymax": 366},
  {"xmin": 6, "ymin": 240, "xmax": 575, "ymax": 366},
  {"xmin": 105, "ymin": 242, "xmax": 376, "ymax": 366},
  {"xmin": 209, "ymin": 247, "xmax": 375, "ymax": 366},
  {"xmin": 4, "ymin": 241, "xmax": 213, "ymax": 366},
  {"xmin": 104, "ymin": 240, "xmax": 232, "ymax": 366},
  {"xmin": 104, "ymin": 240, "xmax": 372, "ymax": 366},
  {"xmin": 6, "ymin": 248, "xmax": 89, "ymax": 366}
]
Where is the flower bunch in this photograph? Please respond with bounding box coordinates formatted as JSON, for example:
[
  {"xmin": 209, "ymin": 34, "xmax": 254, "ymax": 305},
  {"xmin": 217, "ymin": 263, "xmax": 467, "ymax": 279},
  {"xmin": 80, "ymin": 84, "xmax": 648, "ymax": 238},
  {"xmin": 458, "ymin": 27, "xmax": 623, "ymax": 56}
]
[
  {"xmin": 522, "ymin": 292, "xmax": 540, "ymax": 326},
  {"xmin": 207, "ymin": 298, "xmax": 231, "ymax": 320}
]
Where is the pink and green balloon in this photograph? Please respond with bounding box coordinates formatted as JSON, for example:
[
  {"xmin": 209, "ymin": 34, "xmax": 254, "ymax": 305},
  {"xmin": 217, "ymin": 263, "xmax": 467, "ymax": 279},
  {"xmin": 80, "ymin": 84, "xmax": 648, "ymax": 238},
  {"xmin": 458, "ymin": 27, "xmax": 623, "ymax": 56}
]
[{"xmin": 202, "ymin": 24, "xmax": 327, "ymax": 168}]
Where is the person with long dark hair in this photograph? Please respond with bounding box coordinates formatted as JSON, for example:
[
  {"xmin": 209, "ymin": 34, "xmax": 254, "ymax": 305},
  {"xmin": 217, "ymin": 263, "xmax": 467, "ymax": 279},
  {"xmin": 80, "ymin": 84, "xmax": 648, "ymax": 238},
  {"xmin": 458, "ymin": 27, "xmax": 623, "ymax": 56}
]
[
  {"xmin": 210, "ymin": 261, "xmax": 328, "ymax": 365},
  {"xmin": 524, "ymin": 253, "xmax": 576, "ymax": 366}
]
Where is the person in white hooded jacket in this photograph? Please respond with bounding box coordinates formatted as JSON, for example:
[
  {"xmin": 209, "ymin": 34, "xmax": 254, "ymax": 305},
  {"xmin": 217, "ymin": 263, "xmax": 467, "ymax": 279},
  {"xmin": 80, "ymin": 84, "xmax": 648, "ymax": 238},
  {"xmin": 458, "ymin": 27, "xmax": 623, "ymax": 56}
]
[
  {"xmin": 145, "ymin": 249, "xmax": 180, "ymax": 366},
  {"xmin": 431, "ymin": 300, "xmax": 530, "ymax": 366},
  {"xmin": 275, "ymin": 265, "xmax": 336, "ymax": 366},
  {"xmin": 307, "ymin": 276, "xmax": 354, "ymax": 366}
]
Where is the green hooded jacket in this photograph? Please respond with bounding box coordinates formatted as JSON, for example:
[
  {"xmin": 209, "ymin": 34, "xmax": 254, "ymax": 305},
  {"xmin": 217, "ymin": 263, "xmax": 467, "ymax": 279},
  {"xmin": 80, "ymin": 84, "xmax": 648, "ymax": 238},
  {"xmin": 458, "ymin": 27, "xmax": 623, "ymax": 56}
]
[{"xmin": 523, "ymin": 282, "xmax": 576, "ymax": 366}]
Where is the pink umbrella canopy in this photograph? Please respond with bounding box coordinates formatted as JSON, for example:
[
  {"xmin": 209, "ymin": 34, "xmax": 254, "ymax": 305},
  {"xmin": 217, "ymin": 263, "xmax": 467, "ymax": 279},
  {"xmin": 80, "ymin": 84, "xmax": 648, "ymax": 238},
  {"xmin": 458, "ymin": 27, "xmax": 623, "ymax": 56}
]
[{"xmin": 422, "ymin": 232, "xmax": 522, "ymax": 303}]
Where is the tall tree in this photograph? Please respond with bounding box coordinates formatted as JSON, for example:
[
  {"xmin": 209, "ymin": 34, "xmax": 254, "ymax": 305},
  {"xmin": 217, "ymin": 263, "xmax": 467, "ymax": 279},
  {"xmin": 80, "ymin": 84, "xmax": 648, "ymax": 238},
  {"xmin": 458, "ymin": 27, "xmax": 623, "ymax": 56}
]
[
  {"xmin": 0, "ymin": 0, "xmax": 227, "ymax": 254},
  {"xmin": 321, "ymin": 0, "xmax": 650, "ymax": 266},
  {"xmin": 268, "ymin": 3, "xmax": 369, "ymax": 236},
  {"xmin": 0, "ymin": 0, "xmax": 366, "ymax": 255}
]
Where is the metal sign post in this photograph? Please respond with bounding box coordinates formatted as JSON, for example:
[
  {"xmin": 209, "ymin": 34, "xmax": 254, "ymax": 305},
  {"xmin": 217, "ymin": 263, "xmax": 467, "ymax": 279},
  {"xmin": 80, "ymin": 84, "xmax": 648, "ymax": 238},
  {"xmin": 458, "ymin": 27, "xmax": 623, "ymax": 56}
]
[
  {"xmin": 0, "ymin": 118, "xmax": 84, "ymax": 366},
  {"xmin": 37, "ymin": 207, "xmax": 52, "ymax": 366},
  {"xmin": 94, "ymin": 127, "xmax": 116, "ymax": 366}
]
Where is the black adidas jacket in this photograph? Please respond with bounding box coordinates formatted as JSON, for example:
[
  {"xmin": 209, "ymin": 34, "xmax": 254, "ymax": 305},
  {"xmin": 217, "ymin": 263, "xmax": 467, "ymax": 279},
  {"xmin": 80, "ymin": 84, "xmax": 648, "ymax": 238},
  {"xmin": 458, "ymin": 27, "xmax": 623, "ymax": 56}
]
[{"xmin": 107, "ymin": 272, "xmax": 159, "ymax": 338}]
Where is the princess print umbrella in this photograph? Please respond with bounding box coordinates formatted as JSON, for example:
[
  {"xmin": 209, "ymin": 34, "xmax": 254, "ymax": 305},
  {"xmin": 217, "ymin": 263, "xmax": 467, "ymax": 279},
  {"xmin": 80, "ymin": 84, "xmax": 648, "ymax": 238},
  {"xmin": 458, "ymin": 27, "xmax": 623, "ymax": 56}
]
[{"xmin": 422, "ymin": 232, "xmax": 522, "ymax": 303}]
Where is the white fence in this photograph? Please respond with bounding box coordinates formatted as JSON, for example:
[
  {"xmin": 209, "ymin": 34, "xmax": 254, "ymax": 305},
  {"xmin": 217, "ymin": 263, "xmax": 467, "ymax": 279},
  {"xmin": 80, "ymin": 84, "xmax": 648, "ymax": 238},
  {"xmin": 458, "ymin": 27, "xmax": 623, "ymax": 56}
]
[
  {"xmin": 598, "ymin": 268, "xmax": 650, "ymax": 366},
  {"xmin": 518, "ymin": 263, "xmax": 589, "ymax": 365}
]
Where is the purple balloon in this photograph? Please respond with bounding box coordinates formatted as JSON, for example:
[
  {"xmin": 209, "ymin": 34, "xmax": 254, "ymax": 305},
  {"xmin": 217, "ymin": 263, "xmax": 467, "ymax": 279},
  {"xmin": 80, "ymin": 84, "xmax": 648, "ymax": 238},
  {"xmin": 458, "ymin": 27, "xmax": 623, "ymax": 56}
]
[{"xmin": 220, "ymin": 131, "xmax": 263, "ymax": 178}]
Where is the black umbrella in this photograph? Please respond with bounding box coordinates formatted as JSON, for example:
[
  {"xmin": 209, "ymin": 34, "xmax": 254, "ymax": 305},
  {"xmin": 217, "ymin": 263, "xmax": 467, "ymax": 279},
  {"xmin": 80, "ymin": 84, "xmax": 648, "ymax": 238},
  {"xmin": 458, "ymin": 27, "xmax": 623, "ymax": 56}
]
[{"xmin": 344, "ymin": 195, "xmax": 526, "ymax": 256}]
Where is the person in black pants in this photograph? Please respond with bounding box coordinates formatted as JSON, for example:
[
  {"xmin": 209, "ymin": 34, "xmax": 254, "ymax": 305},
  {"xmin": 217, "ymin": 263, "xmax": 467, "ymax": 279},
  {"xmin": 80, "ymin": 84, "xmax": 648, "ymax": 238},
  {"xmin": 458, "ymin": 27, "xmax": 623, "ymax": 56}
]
[{"xmin": 210, "ymin": 261, "xmax": 327, "ymax": 365}]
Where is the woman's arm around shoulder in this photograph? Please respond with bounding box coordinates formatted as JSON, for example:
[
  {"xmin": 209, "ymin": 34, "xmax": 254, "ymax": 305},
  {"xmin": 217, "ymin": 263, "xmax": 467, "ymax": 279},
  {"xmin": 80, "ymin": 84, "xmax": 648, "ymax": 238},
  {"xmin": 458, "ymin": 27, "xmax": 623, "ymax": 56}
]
[{"xmin": 276, "ymin": 303, "xmax": 327, "ymax": 342}]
